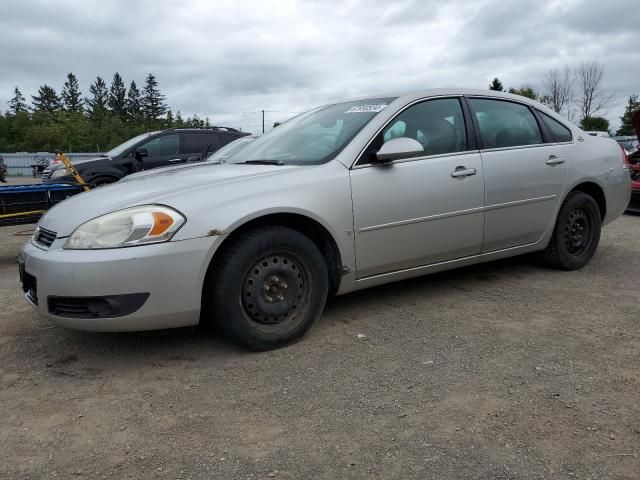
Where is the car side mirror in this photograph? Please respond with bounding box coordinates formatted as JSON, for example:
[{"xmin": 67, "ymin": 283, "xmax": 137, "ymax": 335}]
[
  {"xmin": 186, "ymin": 155, "xmax": 201, "ymax": 163},
  {"xmin": 375, "ymin": 137, "xmax": 424, "ymax": 163},
  {"xmin": 136, "ymin": 147, "xmax": 149, "ymax": 158}
]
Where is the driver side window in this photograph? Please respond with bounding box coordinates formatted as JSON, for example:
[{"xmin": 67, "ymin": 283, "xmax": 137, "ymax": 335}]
[
  {"xmin": 384, "ymin": 120, "xmax": 406, "ymax": 141},
  {"xmin": 369, "ymin": 98, "xmax": 467, "ymax": 163},
  {"xmin": 141, "ymin": 134, "xmax": 179, "ymax": 156}
]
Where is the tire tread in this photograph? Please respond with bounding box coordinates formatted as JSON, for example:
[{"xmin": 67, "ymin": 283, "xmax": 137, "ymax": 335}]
[
  {"xmin": 542, "ymin": 191, "xmax": 601, "ymax": 270},
  {"xmin": 205, "ymin": 225, "xmax": 328, "ymax": 350}
]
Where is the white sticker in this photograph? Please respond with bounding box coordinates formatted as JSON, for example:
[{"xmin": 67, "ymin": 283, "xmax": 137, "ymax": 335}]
[{"xmin": 345, "ymin": 104, "xmax": 388, "ymax": 113}]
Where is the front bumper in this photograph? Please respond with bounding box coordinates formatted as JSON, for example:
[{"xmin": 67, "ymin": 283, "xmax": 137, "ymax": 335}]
[{"xmin": 20, "ymin": 235, "xmax": 219, "ymax": 331}]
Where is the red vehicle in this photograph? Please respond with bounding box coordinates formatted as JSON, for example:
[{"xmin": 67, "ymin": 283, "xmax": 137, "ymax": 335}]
[
  {"xmin": 627, "ymin": 150, "xmax": 640, "ymax": 213},
  {"xmin": 628, "ymin": 112, "xmax": 640, "ymax": 213}
]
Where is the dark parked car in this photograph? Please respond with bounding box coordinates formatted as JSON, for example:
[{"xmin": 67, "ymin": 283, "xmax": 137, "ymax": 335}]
[{"xmin": 42, "ymin": 127, "xmax": 249, "ymax": 186}]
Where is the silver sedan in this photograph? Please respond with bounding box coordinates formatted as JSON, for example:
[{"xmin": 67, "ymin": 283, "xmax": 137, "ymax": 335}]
[{"xmin": 19, "ymin": 89, "xmax": 631, "ymax": 350}]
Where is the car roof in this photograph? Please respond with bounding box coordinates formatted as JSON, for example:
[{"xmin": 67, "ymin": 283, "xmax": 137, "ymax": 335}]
[
  {"xmin": 161, "ymin": 127, "xmax": 244, "ymax": 134},
  {"xmin": 334, "ymin": 88, "xmax": 566, "ymax": 122},
  {"xmin": 345, "ymin": 88, "xmax": 531, "ymax": 102}
]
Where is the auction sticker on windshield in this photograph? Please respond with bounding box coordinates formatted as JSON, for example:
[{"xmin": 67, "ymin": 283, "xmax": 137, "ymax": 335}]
[{"xmin": 345, "ymin": 104, "xmax": 387, "ymax": 113}]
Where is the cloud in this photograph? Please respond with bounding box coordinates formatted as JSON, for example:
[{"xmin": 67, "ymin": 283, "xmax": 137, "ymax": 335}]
[{"xmin": 1, "ymin": 0, "xmax": 638, "ymax": 132}]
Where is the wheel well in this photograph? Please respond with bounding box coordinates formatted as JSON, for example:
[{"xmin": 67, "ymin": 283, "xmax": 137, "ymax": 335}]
[
  {"xmin": 569, "ymin": 182, "xmax": 606, "ymax": 220},
  {"xmin": 207, "ymin": 213, "xmax": 343, "ymax": 296},
  {"xmin": 88, "ymin": 174, "xmax": 120, "ymax": 184}
]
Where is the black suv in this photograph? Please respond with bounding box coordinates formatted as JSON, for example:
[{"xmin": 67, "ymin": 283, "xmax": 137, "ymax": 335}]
[{"xmin": 43, "ymin": 127, "xmax": 249, "ymax": 186}]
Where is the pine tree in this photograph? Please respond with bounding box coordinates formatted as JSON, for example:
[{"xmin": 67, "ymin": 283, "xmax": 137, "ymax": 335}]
[
  {"xmin": 126, "ymin": 81, "xmax": 142, "ymax": 121},
  {"xmin": 489, "ymin": 78, "xmax": 504, "ymax": 91},
  {"xmin": 142, "ymin": 73, "xmax": 167, "ymax": 123},
  {"xmin": 8, "ymin": 86, "xmax": 29, "ymax": 114},
  {"xmin": 108, "ymin": 72, "xmax": 127, "ymax": 120},
  {"xmin": 188, "ymin": 114, "xmax": 204, "ymax": 128},
  {"xmin": 508, "ymin": 86, "xmax": 538, "ymax": 100},
  {"xmin": 85, "ymin": 76, "xmax": 109, "ymax": 120},
  {"xmin": 31, "ymin": 85, "xmax": 61, "ymax": 114},
  {"xmin": 61, "ymin": 73, "xmax": 83, "ymax": 113},
  {"xmin": 0, "ymin": 76, "xmax": 176, "ymax": 152},
  {"xmin": 616, "ymin": 94, "xmax": 640, "ymax": 136},
  {"xmin": 175, "ymin": 110, "xmax": 184, "ymax": 127}
]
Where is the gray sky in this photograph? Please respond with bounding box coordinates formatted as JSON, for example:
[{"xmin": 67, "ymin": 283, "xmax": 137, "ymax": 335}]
[{"xmin": 1, "ymin": 0, "xmax": 638, "ymax": 133}]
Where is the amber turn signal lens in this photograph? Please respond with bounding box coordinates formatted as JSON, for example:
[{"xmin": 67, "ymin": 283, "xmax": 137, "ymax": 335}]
[{"xmin": 150, "ymin": 211, "xmax": 174, "ymax": 236}]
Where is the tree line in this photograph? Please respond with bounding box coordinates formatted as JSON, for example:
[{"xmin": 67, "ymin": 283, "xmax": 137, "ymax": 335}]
[
  {"xmin": 2, "ymin": 62, "xmax": 637, "ymax": 153},
  {"xmin": 0, "ymin": 72, "xmax": 212, "ymax": 152},
  {"xmin": 488, "ymin": 61, "xmax": 638, "ymax": 136}
]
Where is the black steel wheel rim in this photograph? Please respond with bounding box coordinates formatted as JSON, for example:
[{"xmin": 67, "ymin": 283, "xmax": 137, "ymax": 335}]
[
  {"xmin": 241, "ymin": 252, "xmax": 308, "ymax": 327},
  {"xmin": 564, "ymin": 207, "xmax": 592, "ymax": 256}
]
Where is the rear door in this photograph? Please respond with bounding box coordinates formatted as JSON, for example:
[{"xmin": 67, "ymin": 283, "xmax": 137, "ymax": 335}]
[
  {"xmin": 467, "ymin": 97, "xmax": 569, "ymax": 252},
  {"xmin": 182, "ymin": 132, "xmax": 221, "ymax": 160}
]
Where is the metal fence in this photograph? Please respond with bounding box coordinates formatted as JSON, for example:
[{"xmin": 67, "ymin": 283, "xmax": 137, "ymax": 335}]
[{"xmin": 0, "ymin": 153, "xmax": 100, "ymax": 176}]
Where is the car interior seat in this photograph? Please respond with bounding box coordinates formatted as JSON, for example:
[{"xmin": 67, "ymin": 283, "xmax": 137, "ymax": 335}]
[
  {"xmin": 495, "ymin": 127, "xmax": 535, "ymax": 147},
  {"xmin": 419, "ymin": 118, "xmax": 457, "ymax": 155}
]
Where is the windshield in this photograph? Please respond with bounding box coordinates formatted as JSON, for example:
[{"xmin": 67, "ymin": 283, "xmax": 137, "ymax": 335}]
[
  {"xmin": 208, "ymin": 136, "xmax": 258, "ymax": 162},
  {"xmin": 107, "ymin": 131, "xmax": 159, "ymax": 157},
  {"xmin": 227, "ymin": 98, "xmax": 396, "ymax": 165}
]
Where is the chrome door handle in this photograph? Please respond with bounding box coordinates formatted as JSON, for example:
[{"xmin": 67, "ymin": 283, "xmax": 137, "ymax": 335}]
[
  {"xmin": 546, "ymin": 156, "xmax": 565, "ymax": 165},
  {"xmin": 168, "ymin": 158, "xmax": 184, "ymax": 163},
  {"xmin": 451, "ymin": 167, "xmax": 477, "ymax": 178}
]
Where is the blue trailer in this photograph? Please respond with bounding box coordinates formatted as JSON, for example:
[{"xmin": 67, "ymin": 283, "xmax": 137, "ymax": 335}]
[{"xmin": 0, "ymin": 183, "xmax": 83, "ymax": 227}]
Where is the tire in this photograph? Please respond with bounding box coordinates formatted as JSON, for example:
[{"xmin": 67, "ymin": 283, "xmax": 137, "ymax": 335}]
[
  {"xmin": 204, "ymin": 226, "xmax": 329, "ymax": 350},
  {"xmin": 542, "ymin": 191, "xmax": 601, "ymax": 270}
]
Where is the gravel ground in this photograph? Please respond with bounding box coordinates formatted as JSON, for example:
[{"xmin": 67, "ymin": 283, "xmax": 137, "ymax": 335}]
[{"xmin": 0, "ymin": 212, "xmax": 638, "ymax": 479}]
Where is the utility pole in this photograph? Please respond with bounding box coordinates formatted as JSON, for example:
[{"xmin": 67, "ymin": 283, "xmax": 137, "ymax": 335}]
[{"xmin": 262, "ymin": 110, "xmax": 265, "ymax": 134}]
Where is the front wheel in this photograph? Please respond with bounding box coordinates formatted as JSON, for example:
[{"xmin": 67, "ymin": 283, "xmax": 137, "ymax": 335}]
[
  {"xmin": 542, "ymin": 191, "xmax": 601, "ymax": 270},
  {"xmin": 203, "ymin": 226, "xmax": 329, "ymax": 350},
  {"xmin": 89, "ymin": 176, "xmax": 118, "ymax": 188}
]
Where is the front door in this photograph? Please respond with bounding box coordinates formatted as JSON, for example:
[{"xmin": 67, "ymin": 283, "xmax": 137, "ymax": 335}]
[
  {"xmin": 467, "ymin": 98, "xmax": 569, "ymax": 252},
  {"xmin": 137, "ymin": 133, "xmax": 183, "ymax": 170},
  {"xmin": 350, "ymin": 97, "xmax": 485, "ymax": 279}
]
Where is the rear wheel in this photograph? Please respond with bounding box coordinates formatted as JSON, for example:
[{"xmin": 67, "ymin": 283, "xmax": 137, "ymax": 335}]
[
  {"xmin": 542, "ymin": 191, "xmax": 601, "ymax": 270},
  {"xmin": 203, "ymin": 226, "xmax": 329, "ymax": 350}
]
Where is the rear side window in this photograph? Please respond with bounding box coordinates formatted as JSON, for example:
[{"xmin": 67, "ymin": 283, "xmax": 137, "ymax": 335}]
[
  {"xmin": 182, "ymin": 133, "xmax": 217, "ymax": 154},
  {"xmin": 539, "ymin": 112, "xmax": 573, "ymax": 143},
  {"xmin": 219, "ymin": 133, "xmax": 241, "ymax": 148},
  {"xmin": 469, "ymin": 99, "xmax": 542, "ymax": 149}
]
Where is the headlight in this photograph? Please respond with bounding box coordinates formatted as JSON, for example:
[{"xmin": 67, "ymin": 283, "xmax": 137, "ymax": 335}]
[
  {"xmin": 64, "ymin": 205, "xmax": 186, "ymax": 249},
  {"xmin": 50, "ymin": 168, "xmax": 70, "ymax": 179}
]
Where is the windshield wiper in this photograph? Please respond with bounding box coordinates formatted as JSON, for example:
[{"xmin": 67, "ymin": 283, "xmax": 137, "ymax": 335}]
[{"xmin": 238, "ymin": 160, "xmax": 285, "ymax": 166}]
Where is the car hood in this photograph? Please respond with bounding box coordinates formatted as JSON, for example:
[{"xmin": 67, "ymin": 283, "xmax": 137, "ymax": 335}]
[
  {"xmin": 49, "ymin": 155, "xmax": 111, "ymax": 170},
  {"xmin": 39, "ymin": 163, "xmax": 299, "ymax": 236},
  {"xmin": 122, "ymin": 161, "xmax": 215, "ymax": 180}
]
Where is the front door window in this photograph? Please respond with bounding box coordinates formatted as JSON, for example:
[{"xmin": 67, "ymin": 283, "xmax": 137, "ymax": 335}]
[
  {"xmin": 381, "ymin": 98, "xmax": 467, "ymax": 156},
  {"xmin": 141, "ymin": 134, "xmax": 180, "ymax": 156}
]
